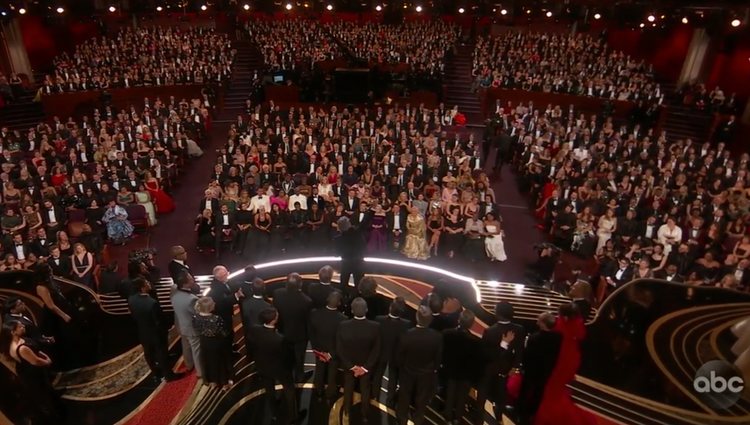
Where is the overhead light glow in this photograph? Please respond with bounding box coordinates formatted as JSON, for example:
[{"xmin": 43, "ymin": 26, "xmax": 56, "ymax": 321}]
[
  {"xmin": 546, "ymin": 11, "xmax": 552, "ymax": 18},
  {"xmin": 109, "ymin": 6, "xmax": 116, "ymax": 12},
  {"xmin": 1, "ymin": 12, "xmax": 6, "ymax": 16},
  {"xmin": 526, "ymin": 9, "xmax": 531, "ymax": 14},
  {"xmin": 594, "ymin": 13, "xmax": 601, "ymax": 20},
  {"xmin": 19, "ymin": 8, "xmax": 27, "ymax": 14},
  {"xmin": 243, "ymin": 4, "xmax": 250, "ymax": 10},
  {"xmin": 200, "ymin": 4, "xmax": 207, "ymax": 11},
  {"xmin": 647, "ymin": 14, "xmax": 655, "ymax": 22},
  {"xmin": 458, "ymin": 7, "xmax": 464, "ymax": 14},
  {"xmin": 731, "ymin": 19, "xmax": 741, "ymax": 28},
  {"xmin": 375, "ymin": 5, "xmax": 382, "ymax": 11},
  {"xmin": 500, "ymin": 9, "xmax": 507, "ymax": 15},
  {"xmin": 639, "ymin": 23, "xmax": 645, "ymax": 28},
  {"xmin": 415, "ymin": 5, "xmax": 422, "ymax": 12},
  {"xmin": 326, "ymin": 4, "xmax": 333, "ymax": 10},
  {"xmin": 285, "ymin": 3, "xmax": 292, "ymax": 10},
  {"xmin": 682, "ymin": 17, "xmax": 688, "ymax": 24},
  {"xmin": 56, "ymin": 7, "xmax": 65, "ymax": 13},
  {"xmin": 156, "ymin": 6, "xmax": 163, "ymax": 12}
]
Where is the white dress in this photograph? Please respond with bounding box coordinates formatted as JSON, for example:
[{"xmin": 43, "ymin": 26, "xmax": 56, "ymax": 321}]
[
  {"xmin": 484, "ymin": 224, "xmax": 507, "ymax": 261},
  {"xmin": 596, "ymin": 217, "xmax": 616, "ymax": 252}
]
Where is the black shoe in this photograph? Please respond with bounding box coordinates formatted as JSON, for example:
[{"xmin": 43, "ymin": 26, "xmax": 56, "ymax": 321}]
[{"xmin": 165, "ymin": 372, "xmax": 185, "ymax": 381}]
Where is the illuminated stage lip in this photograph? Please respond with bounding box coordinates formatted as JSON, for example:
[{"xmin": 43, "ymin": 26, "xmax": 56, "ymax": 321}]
[{"xmin": 228, "ymin": 256, "xmax": 482, "ymax": 303}]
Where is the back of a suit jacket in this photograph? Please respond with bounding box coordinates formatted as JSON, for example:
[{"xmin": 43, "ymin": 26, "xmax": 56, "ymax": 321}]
[
  {"xmin": 309, "ymin": 308, "xmax": 346, "ymax": 353},
  {"xmin": 273, "ymin": 288, "xmax": 312, "ymax": 342},
  {"xmin": 336, "ymin": 319, "xmax": 381, "ymax": 369},
  {"xmin": 248, "ymin": 325, "xmax": 292, "ymax": 379},
  {"xmin": 482, "ymin": 321, "xmax": 526, "ymax": 373},
  {"xmin": 374, "ymin": 315, "xmax": 411, "ymax": 364},
  {"xmin": 398, "ymin": 326, "xmax": 443, "ymax": 375}
]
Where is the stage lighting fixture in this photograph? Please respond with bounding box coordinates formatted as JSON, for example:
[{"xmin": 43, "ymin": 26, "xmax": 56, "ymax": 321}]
[
  {"xmin": 500, "ymin": 9, "xmax": 507, "ymax": 15},
  {"xmin": 731, "ymin": 19, "xmax": 741, "ymax": 27},
  {"xmin": 1, "ymin": 12, "xmax": 6, "ymax": 16},
  {"xmin": 200, "ymin": 4, "xmax": 207, "ymax": 10},
  {"xmin": 415, "ymin": 5, "xmax": 422, "ymax": 12},
  {"xmin": 682, "ymin": 17, "xmax": 688, "ymax": 24},
  {"xmin": 109, "ymin": 6, "xmax": 116, "ymax": 12},
  {"xmin": 19, "ymin": 8, "xmax": 26, "ymax": 14},
  {"xmin": 285, "ymin": 3, "xmax": 292, "ymax": 10},
  {"xmin": 156, "ymin": 6, "xmax": 163, "ymax": 11},
  {"xmin": 546, "ymin": 11, "xmax": 552, "ymax": 17},
  {"xmin": 458, "ymin": 7, "xmax": 464, "ymax": 14},
  {"xmin": 647, "ymin": 14, "xmax": 655, "ymax": 22},
  {"xmin": 56, "ymin": 7, "xmax": 64, "ymax": 14},
  {"xmin": 243, "ymin": 4, "xmax": 250, "ymax": 10},
  {"xmin": 639, "ymin": 23, "xmax": 645, "ymax": 28},
  {"xmin": 375, "ymin": 5, "xmax": 382, "ymax": 11},
  {"xmin": 326, "ymin": 4, "xmax": 333, "ymax": 10},
  {"xmin": 526, "ymin": 9, "xmax": 531, "ymax": 14},
  {"xmin": 593, "ymin": 13, "xmax": 601, "ymax": 20}
]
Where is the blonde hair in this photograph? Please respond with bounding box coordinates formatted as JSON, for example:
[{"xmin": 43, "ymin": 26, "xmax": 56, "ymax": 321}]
[{"xmin": 195, "ymin": 297, "xmax": 215, "ymax": 314}]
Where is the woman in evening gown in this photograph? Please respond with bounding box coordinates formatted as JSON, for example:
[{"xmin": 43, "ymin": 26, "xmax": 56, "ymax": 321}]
[
  {"xmin": 368, "ymin": 204, "xmax": 388, "ymax": 252},
  {"xmin": 401, "ymin": 207, "xmax": 430, "ymax": 260},
  {"xmin": 136, "ymin": 184, "xmax": 158, "ymax": 226},
  {"xmin": 533, "ymin": 303, "xmax": 595, "ymax": 425},
  {"xmin": 484, "ymin": 212, "xmax": 507, "ymax": 262},
  {"xmin": 144, "ymin": 171, "xmax": 175, "ymax": 214},
  {"xmin": 103, "ymin": 200, "xmax": 134, "ymax": 244},
  {"xmin": 192, "ymin": 297, "xmax": 233, "ymax": 390}
]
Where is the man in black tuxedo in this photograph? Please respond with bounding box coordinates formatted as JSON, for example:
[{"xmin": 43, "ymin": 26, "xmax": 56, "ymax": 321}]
[
  {"xmin": 208, "ymin": 265, "xmax": 241, "ymax": 354},
  {"xmin": 127, "ymin": 278, "xmax": 178, "ymax": 381},
  {"xmin": 41, "ymin": 199, "xmax": 66, "ymax": 241},
  {"xmin": 273, "ymin": 272, "xmax": 313, "ymax": 383},
  {"xmin": 3, "ymin": 297, "xmax": 52, "ymax": 345},
  {"xmin": 442, "ymin": 309, "xmax": 483, "ymax": 425},
  {"xmin": 307, "ymin": 265, "xmax": 341, "ymax": 310},
  {"xmin": 396, "ymin": 305, "xmax": 443, "ymax": 425},
  {"xmin": 653, "ymin": 263, "xmax": 684, "ymax": 283},
  {"xmin": 598, "ymin": 257, "xmax": 633, "ymax": 304},
  {"xmin": 7, "ymin": 233, "xmax": 31, "ymax": 263},
  {"xmin": 476, "ymin": 302, "xmax": 524, "ymax": 422},
  {"xmin": 386, "ymin": 204, "xmax": 407, "ymax": 251},
  {"xmin": 341, "ymin": 188, "xmax": 360, "ymax": 216},
  {"xmin": 240, "ymin": 277, "xmax": 271, "ymax": 331},
  {"xmin": 47, "ymin": 245, "xmax": 72, "ymax": 278},
  {"xmin": 336, "ymin": 297, "xmax": 381, "ymax": 422},
  {"xmin": 30, "ymin": 228, "xmax": 51, "ymax": 258},
  {"xmin": 371, "ymin": 297, "xmax": 411, "ymax": 407},
  {"xmin": 517, "ymin": 312, "xmax": 562, "ymax": 425},
  {"xmin": 308, "ymin": 291, "xmax": 347, "ymax": 400},
  {"xmin": 168, "ymin": 245, "xmax": 193, "ymax": 284},
  {"xmin": 247, "ymin": 308, "xmax": 301, "ymax": 424},
  {"xmin": 335, "ymin": 217, "xmax": 366, "ymax": 289},
  {"xmin": 351, "ymin": 201, "xmax": 372, "ymax": 230}
]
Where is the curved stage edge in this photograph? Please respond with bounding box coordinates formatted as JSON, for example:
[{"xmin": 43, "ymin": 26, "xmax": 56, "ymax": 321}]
[{"xmin": 2, "ymin": 257, "xmax": 750, "ymax": 425}]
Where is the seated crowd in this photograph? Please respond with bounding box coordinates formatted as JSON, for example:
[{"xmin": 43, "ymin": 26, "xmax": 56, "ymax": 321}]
[
  {"xmin": 0, "ymin": 95, "xmax": 211, "ymax": 283},
  {"xmin": 473, "ymin": 31, "xmax": 662, "ymax": 104},
  {"xmin": 328, "ymin": 21, "xmax": 460, "ymax": 76},
  {"xmin": 500, "ymin": 99, "xmax": 750, "ymax": 300},
  {"xmin": 246, "ymin": 19, "xmax": 459, "ymax": 79},
  {"xmin": 40, "ymin": 27, "xmax": 234, "ymax": 93},
  {"xmin": 196, "ymin": 100, "xmax": 509, "ymax": 263}
]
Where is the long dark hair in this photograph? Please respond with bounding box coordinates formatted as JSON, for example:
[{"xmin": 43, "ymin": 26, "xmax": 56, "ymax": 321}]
[{"xmin": 0, "ymin": 320, "xmax": 20, "ymax": 358}]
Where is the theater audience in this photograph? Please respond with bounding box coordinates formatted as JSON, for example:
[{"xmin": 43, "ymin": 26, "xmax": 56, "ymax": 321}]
[
  {"xmin": 43, "ymin": 27, "xmax": 234, "ymax": 93},
  {"xmin": 473, "ymin": 32, "xmax": 661, "ymax": 104}
]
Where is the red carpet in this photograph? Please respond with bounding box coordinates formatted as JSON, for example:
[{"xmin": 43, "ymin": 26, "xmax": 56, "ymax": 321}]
[{"xmin": 123, "ymin": 372, "xmax": 198, "ymax": 425}]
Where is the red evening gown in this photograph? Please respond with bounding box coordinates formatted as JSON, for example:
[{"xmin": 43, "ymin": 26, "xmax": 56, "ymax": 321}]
[
  {"xmin": 533, "ymin": 316, "xmax": 595, "ymax": 425},
  {"xmin": 145, "ymin": 180, "xmax": 175, "ymax": 214}
]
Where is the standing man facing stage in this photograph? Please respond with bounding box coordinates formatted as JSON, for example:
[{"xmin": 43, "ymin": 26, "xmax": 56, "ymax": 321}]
[
  {"xmin": 335, "ymin": 217, "xmax": 366, "ymax": 290},
  {"xmin": 336, "ymin": 297, "xmax": 381, "ymax": 423},
  {"xmin": 517, "ymin": 312, "xmax": 562, "ymax": 425},
  {"xmin": 442, "ymin": 309, "xmax": 483, "ymax": 424},
  {"xmin": 396, "ymin": 306, "xmax": 443, "ymax": 425},
  {"xmin": 207, "ymin": 265, "xmax": 242, "ymax": 355},
  {"xmin": 371, "ymin": 297, "xmax": 411, "ymax": 407},
  {"xmin": 308, "ymin": 291, "xmax": 347, "ymax": 400},
  {"xmin": 273, "ymin": 272, "xmax": 313, "ymax": 383},
  {"xmin": 170, "ymin": 273, "xmax": 202, "ymax": 379}
]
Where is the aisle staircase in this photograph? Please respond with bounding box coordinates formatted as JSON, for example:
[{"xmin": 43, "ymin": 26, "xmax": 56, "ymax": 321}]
[
  {"xmin": 443, "ymin": 41, "xmax": 483, "ymax": 126},
  {"xmin": 660, "ymin": 83, "xmax": 713, "ymax": 143},
  {"xmin": 218, "ymin": 39, "xmax": 264, "ymax": 120},
  {"xmin": 0, "ymin": 92, "xmax": 46, "ymax": 131}
]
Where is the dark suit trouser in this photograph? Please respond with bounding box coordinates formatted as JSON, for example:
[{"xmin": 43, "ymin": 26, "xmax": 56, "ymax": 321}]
[
  {"xmin": 291, "ymin": 340, "xmax": 308, "ymax": 382},
  {"xmin": 339, "ymin": 260, "xmax": 364, "ymax": 289},
  {"xmin": 343, "ymin": 372, "xmax": 372, "ymax": 418},
  {"xmin": 141, "ymin": 334, "xmax": 170, "ymax": 378},
  {"xmin": 476, "ymin": 373, "xmax": 507, "ymax": 422},
  {"xmin": 260, "ymin": 374, "xmax": 297, "ymax": 425},
  {"xmin": 371, "ymin": 361, "xmax": 399, "ymax": 405},
  {"xmin": 396, "ymin": 371, "xmax": 437, "ymax": 425},
  {"xmin": 313, "ymin": 357, "xmax": 339, "ymax": 398},
  {"xmin": 443, "ymin": 378, "xmax": 472, "ymax": 422}
]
